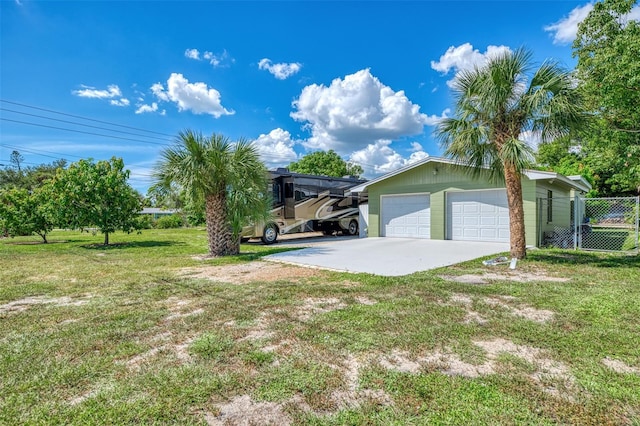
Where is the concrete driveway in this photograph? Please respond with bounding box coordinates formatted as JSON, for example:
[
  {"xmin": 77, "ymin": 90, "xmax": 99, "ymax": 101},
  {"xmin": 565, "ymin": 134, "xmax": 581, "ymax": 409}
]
[{"xmin": 264, "ymin": 237, "xmax": 510, "ymax": 276}]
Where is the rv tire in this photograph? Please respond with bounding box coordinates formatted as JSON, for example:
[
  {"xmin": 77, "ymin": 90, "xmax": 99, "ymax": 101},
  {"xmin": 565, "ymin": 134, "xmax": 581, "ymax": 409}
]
[
  {"xmin": 346, "ymin": 220, "xmax": 358, "ymax": 236},
  {"xmin": 261, "ymin": 224, "xmax": 278, "ymax": 245}
]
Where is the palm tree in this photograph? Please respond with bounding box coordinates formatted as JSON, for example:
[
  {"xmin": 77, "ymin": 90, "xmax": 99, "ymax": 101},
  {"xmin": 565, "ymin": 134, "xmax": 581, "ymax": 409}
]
[
  {"xmin": 153, "ymin": 130, "xmax": 270, "ymax": 257},
  {"xmin": 437, "ymin": 48, "xmax": 584, "ymax": 259}
]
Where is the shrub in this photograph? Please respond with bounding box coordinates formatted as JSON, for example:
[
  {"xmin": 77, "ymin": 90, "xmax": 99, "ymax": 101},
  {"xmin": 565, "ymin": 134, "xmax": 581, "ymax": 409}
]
[
  {"xmin": 136, "ymin": 214, "xmax": 155, "ymax": 229},
  {"xmin": 155, "ymin": 214, "xmax": 184, "ymax": 229}
]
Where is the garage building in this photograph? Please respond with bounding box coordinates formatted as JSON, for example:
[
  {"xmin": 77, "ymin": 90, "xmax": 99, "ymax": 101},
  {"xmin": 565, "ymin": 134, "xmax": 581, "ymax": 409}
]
[{"xmin": 350, "ymin": 157, "xmax": 591, "ymax": 247}]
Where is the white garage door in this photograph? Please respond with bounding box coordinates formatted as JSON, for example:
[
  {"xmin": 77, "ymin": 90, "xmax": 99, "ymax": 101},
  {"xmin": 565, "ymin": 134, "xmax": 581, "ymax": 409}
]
[
  {"xmin": 381, "ymin": 194, "xmax": 430, "ymax": 238},
  {"xmin": 447, "ymin": 190, "xmax": 510, "ymax": 242}
]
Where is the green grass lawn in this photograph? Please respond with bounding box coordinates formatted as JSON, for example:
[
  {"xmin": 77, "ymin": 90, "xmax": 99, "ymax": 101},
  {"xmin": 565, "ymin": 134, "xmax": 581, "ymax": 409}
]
[{"xmin": 1, "ymin": 229, "xmax": 639, "ymax": 425}]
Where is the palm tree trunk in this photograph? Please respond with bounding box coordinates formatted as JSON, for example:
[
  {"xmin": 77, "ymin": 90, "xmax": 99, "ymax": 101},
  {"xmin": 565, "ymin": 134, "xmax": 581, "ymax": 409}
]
[
  {"xmin": 205, "ymin": 192, "xmax": 231, "ymax": 257},
  {"xmin": 226, "ymin": 235, "xmax": 241, "ymax": 256},
  {"xmin": 503, "ymin": 164, "xmax": 527, "ymax": 259}
]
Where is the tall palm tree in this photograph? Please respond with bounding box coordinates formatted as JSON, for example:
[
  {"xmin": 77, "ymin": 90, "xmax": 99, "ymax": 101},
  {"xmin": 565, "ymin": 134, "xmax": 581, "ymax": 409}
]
[
  {"xmin": 153, "ymin": 130, "xmax": 270, "ymax": 257},
  {"xmin": 437, "ymin": 48, "xmax": 584, "ymax": 259}
]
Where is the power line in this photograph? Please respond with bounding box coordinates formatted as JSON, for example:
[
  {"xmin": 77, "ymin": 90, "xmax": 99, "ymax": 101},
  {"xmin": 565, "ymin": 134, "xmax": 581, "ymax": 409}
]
[
  {"xmin": 0, "ymin": 107, "xmax": 172, "ymax": 143},
  {"xmin": 0, "ymin": 118, "xmax": 171, "ymax": 146},
  {"xmin": 0, "ymin": 99, "xmax": 176, "ymax": 138},
  {"xmin": 0, "ymin": 143, "xmax": 84, "ymax": 160}
]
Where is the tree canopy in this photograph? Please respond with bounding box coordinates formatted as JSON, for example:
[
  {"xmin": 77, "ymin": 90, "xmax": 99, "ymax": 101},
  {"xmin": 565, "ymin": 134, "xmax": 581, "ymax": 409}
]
[
  {"xmin": 51, "ymin": 157, "xmax": 142, "ymax": 245},
  {"xmin": 153, "ymin": 131, "xmax": 270, "ymax": 257},
  {"xmin": 438, "ymin": 48, "xmax": 585, "ymax": 259},
  {"xmin": 288, "ymin": 150, "xmax": 363, "ymax": 178},
  {"xmin": 0, "ymin": 185, "xmax": 57, "ymax": 243},
  {"xmin": 572, "ymin": 0, "xmax": 640, "ymax": 195},
  {"xmin": 0, "ymin": 157, "xmax": 67, "ymax": 191}
]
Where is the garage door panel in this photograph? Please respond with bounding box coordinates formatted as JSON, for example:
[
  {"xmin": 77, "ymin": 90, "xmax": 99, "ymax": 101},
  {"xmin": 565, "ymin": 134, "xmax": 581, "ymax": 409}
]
[
  {"xmin": 382, "ymin": 194, "xmax": 430, "ymax": 239},
  {"xmin": 481, "ymin": 217, "xmax": 497, "ymax": 226},
  {"xmin": 447, "ymin": 190, "xmax": 510, "ymax": 243},
  {"xmin": 463, "ymin": 217, "xmax": 479, "ymax": 226}
]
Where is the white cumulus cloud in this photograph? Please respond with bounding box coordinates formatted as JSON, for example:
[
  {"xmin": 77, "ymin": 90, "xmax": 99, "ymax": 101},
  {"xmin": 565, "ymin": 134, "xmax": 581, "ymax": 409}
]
[
  {"xmin": 290, "ymin": 68, "xmax": 429, "ymax": 154},
  {"xmin": 150, "ymin": 73, "xmax": 234, "ymax": 118},
  {"xmin": 424, "ymin": 108, "xmax": 451, "ymax": 126},
  {"xmin": 185, "ymin": 48, "xmax": 233, "ymax": 67},
  {"xmin": 73, "ymin": 84, "xmax": 123, "ymax": 99},
  {"xmin": 349, "ymin": 140, "xmax": 429, "ymax": 177},
  {"xmin": 253, "ymin": 128, "xmax": 299, "ymax": 168},
  {"xmin": 544, "ymin": 3, "xmax": 594, "ymax": 44},
  {"xmin": 258, "ymin": 58, "xmax": 302, "ymax": 80},
  {"xmin": 431, "ymin": 44, "xmax": 511, "ymax": 87},
  {"xmin": 410, "ymin": 142, "xmax": 423, "ymax": 152},
  {"xmin": 545, "ymin": 2, "xmax": 640, "ymax": 44},
  {"xmin": 204, "ymin": 50, "xmax": 233, "ymax": 67},
  {"xmin": 110, "ymin": 98, "xmax": 130, "ymax": 107},
  {"xmin": 135, "ymin": 102, "xmax": 159, "ymax": 114},
  {"xmin": 185, "ymin": 48, "xmax": 200, "ymax": 60}
]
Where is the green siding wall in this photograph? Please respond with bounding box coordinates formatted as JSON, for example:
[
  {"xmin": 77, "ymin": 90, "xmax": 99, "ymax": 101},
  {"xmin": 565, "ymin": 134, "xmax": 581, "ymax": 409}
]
[
  {"xmin": 369, "ymin": 162, "xmax": 505, "ymax": 239},
  {"xmin": 367, "ymin": 162, "xmax": 570, "ymax": 247},
  {"xmin": 534, "ymin": 182, "xmax": 573, "ymax": 245}
]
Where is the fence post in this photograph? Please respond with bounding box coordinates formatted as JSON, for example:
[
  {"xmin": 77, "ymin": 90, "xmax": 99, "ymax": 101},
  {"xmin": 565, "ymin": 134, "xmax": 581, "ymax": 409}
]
[
  {"xmin": 574, "ymin": 195, "xmax": 579, "ymax": 250},
  {"xmin": 636, "ymin": 196, "xmax": 639, "ymax": 252}
]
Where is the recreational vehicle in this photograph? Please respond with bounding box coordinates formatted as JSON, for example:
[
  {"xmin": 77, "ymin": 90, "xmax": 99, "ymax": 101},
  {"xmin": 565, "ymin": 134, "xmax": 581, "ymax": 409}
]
[{"xmin": 243, "ymin": 169, "xmax": 366, "ymax": 244}]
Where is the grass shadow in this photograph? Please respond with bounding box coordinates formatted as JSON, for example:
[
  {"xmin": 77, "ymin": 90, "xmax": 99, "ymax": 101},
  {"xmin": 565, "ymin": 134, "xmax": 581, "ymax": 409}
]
[
  {"xmin": 81, "ymin": 240, "xmax": 183, "ymax": 250},
  {"xmin": 530, "ymin": 249, "xmax": 640, "ymax": 268},
  {"xmin": 237, "ymin": 246, "xmax": 302, "ymax": 260}
]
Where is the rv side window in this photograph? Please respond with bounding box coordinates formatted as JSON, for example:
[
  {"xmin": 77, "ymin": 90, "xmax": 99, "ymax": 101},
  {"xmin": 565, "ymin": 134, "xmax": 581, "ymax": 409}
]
[
  {"xmin": 284, "ymin": 182, "xmax": 294, "ymax": 199},
  {"xmin": 270, "ymin": 183, "xmax": 282, "ymax": 204}
]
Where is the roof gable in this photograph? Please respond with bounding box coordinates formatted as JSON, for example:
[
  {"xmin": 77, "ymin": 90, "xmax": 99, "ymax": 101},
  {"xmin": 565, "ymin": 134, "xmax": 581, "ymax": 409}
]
[{"xmin": 349, "ymin": 157, "xmax": 591, "ymax": 193}]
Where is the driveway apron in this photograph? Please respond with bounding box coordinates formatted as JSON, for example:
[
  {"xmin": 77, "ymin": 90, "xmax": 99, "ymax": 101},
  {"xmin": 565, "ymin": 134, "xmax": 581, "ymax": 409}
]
[{"xmin": 264, "ymin": 237, "xmax": 509, "ymax": 276}]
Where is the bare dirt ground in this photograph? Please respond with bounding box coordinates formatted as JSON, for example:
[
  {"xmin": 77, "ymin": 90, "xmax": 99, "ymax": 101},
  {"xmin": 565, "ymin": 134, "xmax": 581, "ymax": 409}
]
[
  {"xmin": 439, "ymin": 271, "xmax": 570, "ymax": 285},
  {"xmin": 0, "ymin": 295, "xmax": 93, "ymax": 315},
  {"xmin": 179, "ymin": 261, "xmax": 325, "ymax": 284},
  {"xmin": 602, "ymin": 357, "xmax": 640, "ymax": 374},
  {"xmin": 446, "ymin": 293, "xmax": 555, "ymax": 324},
  {"xmin": 378, "ymin": 338, "xmax": 577, "ymax": 399}
]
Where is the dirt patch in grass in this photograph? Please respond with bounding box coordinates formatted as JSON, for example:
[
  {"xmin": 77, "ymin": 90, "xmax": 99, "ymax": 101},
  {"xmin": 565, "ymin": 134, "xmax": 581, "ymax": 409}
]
[
  {"xmin": 445, "ymin": 293, "xmax": 554, "ymax": 324},
  {"xmin": 379, "ymin": 338, "xmax": 576, "ymax": 398},
  {"xmin": 0, "ymin": 295, "xmax": 92, "ymax": 314},
  {"xmin": 483, "ymin": 296, "xmax": 555, "ymax": 323},
  {"xmin": 180, "ymin": 261, "xmax": 325, "ymax": 284},
  {"xmin": 329, "ymin": 354, "xmax": 393, "ymax": 411},
  {"xmin": 602, "ymin": 358, "xmax": 640, "ymax": 374},
  {"xmin": 206, "ymin": 395, "xmax": 292, "ymax": 426},
  {"xmin": 440, "ymin": 272, "xmax": 570, "ymax": 285},
  {"xmin": 237, "ymin": 313, "xmax": 274, "ymax": 342},
  {"xmin": 295, "ymin": 297, "xmax": 347, "ymax": 321},
  {"xmin": 124, "ymin": 340, "xmax": 195, "ymax": 370},
  {"xmin": 354, "ymin": 296, "xmax": 377, "ymax": 305},
  {"xmin": 164, "ymin": 297, "xmax": 204, "ymax": 321}
]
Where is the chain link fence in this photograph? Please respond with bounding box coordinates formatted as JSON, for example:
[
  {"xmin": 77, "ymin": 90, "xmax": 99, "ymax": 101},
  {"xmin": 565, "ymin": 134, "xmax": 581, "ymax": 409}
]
[{"xmin": 538, "ymin": 196, "xmax": 639, "ymax": 253}]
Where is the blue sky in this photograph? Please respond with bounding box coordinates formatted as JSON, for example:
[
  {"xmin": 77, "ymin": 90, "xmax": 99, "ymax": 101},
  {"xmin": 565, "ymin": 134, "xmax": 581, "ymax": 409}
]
[{"xmin": 1, "ymin": 0, "xmax": 604, "ymax": 192}]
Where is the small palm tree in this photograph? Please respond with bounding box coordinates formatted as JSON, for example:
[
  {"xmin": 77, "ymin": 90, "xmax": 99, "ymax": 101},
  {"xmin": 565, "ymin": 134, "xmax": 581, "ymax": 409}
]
[
  {"xmin": 153, "ymin": 130, "xmax": 270, "ymax": 257},
  {"xmin": 437, "ymin": 48, "xmax": 584, "ymax": 259}
]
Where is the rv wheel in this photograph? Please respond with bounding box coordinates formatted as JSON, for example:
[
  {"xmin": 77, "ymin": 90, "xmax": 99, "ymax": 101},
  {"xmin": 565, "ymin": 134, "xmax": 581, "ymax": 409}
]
[
  {"xmin": 261, "ymin": 224, "xmax": 278, "ymax": 244},
  {"xmin": 346, "ymin": 220, "xmax": 358, "ymax": 236}
]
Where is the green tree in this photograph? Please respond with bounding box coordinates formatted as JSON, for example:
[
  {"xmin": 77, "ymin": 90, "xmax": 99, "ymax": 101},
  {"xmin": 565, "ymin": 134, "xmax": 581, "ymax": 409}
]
[
  {"xmin": 0, "ymin": 157, "xmax": 67, "ymax": 191},
  {"xmin": 0, "ymin": 185, "xmax": 57, "ymax": 243},
  {"xmin": 52, "ymin": 157, "xmax": 142, "ymax": 245},
  {"xmin": 437, "ymin": 48, "xmax": 585, "ymax": 259},
  {"xmin": 153, "ymin": 130, "xmax": 270, "ymax": 257},
  {"xmin": 573, "ymin": 0, "xmax": 640, "ymax": 195},
  {"xmin": 288, "ymin": 150, "xmax": 364, "ymax": 178},
  {"xmin": 536, "ymin": 136, "xmax": 595, "ymax": 188}
]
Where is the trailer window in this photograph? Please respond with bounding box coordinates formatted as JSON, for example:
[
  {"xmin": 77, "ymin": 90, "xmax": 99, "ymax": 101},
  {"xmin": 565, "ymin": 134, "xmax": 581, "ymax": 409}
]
[
  {"xmin": 270, "ymin": 183, "xmax": 282, "ymax": 204},
  {"xmin": 295, "ymin": 185, "xmax": 318, "ymax": 201},
  {"xmin": 284, "ymin": 182, "xmax": 294, "ymax": 199}
]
